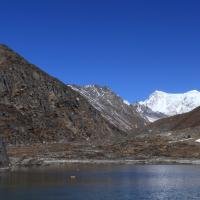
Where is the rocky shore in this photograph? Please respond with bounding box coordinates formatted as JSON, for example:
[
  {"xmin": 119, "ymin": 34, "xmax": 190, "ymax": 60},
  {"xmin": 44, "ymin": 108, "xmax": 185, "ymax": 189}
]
[
  {"xmin": 5, "ymin": 136, "xmax": 200, "ymax": 170},
  {"xmin": 6, "ymin": 157, "xmax": 200, "ymax": 171}
]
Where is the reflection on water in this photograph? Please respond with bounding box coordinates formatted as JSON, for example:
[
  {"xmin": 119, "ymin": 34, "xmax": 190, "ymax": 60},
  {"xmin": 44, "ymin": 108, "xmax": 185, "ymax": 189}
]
[{"xmin": 1, "ymin": 165, "xmax": 200, "ymax": 200}]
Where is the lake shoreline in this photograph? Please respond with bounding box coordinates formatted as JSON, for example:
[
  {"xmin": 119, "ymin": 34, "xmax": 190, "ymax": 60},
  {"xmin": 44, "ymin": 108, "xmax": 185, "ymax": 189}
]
[
  {"xmin": 42, "ymin": 158, "xmax": 200, "ymax": 165},
  {"xmin": 3, "ymin": 157, "xmax": 200, "ymax": 171}
]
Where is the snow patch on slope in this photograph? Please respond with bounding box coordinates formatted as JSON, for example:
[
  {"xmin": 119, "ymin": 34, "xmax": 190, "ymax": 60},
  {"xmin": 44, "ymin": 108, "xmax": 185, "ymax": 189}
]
[{"xmin": 123, "ymin": 100, "xmax": 130, "ymax": 106}]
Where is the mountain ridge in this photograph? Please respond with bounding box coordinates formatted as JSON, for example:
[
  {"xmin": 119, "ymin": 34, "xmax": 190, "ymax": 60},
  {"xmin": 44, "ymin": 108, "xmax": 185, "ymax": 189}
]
[
  {"xmin": 71, "ymin": 84, "xmax": 200, "ymax": 123},
  {"xmin": 69, "ymin": 84, "xmax": 147, "ymax": 132}
]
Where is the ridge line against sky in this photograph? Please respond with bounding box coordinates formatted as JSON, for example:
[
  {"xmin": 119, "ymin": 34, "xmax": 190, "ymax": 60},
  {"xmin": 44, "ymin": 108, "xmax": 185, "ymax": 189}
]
[{"xmin": 1, "ymin": 0, "xmax": 200, "ymax": 101}]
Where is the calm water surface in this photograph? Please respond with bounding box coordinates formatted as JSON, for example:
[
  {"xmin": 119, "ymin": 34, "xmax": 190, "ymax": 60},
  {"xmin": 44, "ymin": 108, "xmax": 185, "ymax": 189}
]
[{"xmin": 1, "ymin": 164, "xmax": 200, "ymax": 200}]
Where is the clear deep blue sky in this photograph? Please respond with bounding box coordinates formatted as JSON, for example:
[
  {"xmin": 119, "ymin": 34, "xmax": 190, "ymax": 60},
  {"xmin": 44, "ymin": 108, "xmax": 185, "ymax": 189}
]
[{"xmin": 1, "ymin": 0, "xmax": 200, "ymax": 102}]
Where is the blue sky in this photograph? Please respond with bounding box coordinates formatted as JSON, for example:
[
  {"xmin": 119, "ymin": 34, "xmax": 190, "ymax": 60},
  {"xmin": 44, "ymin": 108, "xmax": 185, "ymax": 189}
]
[{"xmin": 1, "ymin": 0, "xmax": 200, "ymax": 102}]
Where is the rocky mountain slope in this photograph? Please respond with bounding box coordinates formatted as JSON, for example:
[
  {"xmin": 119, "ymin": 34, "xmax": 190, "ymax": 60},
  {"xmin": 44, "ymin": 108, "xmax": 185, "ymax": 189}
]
[
  {"xmin": 144, "ymin": 106, "xmax": 200, "ymax": 134},
  {"xmin": 136, "ymin": 90, "xmax": 200, "ymax": 121},
  {"xmin": 133, "ymin": 103, "xmax": 167, "ymax": 122},
  {"xmin": 69, "ymin": 85, "xmax": 147, "ymax": 131},
  {"xmin": 0, "ymin": 44, "xmax": 125, "ymax": 146},
  {"xmin": 69, "ymin": 86, "xmax": 200, "ymax": 126}
]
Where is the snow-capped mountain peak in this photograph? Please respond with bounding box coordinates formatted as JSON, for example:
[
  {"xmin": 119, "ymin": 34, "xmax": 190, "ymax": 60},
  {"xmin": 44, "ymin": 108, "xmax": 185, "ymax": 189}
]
[
  {"xmin": 139, "ymin": 90, "xmax": 200, "ymax": 116},
  {"xmin": 69, "ymin": 85, "xmax": 200, "ymax": 124}
]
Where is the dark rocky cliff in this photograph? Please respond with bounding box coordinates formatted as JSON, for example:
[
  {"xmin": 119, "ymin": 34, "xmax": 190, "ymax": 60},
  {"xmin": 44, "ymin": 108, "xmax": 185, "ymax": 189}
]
[{"xmin": 0, "ymin": 45, "xmax": 124, "ymax": 145}]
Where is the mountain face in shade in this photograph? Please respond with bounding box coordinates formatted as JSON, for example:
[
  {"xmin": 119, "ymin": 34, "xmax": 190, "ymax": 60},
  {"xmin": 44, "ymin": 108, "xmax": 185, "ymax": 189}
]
[
  {"xmin": 69, "ymin": 85, "xmax": 147, "ymax": 131},
  {"xmin": 138, "ymin": 105, "xmax": 200, "ymax": 140},
  {"xmin": 137, "ymin": 90, "xmax": 200, "ymax": 121},
  {"xmin": 145, "ymin": 106, "xmax": 200, "ymax": 133},
  {"xmin": 0, "ymin": 45, "xmax": 125, "ymax": 145}
]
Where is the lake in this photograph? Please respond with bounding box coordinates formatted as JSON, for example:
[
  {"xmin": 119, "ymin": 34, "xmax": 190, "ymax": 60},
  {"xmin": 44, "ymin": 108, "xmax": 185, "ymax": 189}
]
[{"xmin": 1, "ymin": 164, "xmax": 200, "ymax": 200}]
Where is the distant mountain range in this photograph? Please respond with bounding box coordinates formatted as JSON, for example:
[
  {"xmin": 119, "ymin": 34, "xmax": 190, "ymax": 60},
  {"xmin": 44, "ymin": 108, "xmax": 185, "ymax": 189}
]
[
  {"xmin": 138, "ymin": 90, "xmax": 200, "ymax": 121},
  {"xmin": 70, "ymin": 84, "xmax": 200, "ymax": 124}
]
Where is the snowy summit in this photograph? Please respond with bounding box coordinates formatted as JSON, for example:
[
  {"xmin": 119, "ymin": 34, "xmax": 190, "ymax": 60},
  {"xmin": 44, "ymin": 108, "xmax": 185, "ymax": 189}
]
[{"xmin": 139, "ymin": 90, "xmax": 200, "ymax": 116}]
